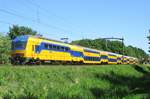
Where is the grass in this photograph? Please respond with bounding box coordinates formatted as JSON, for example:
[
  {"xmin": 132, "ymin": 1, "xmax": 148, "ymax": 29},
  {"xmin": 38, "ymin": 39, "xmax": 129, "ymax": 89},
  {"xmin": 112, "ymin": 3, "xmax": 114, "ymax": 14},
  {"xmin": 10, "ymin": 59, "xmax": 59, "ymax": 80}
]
[{"xmin": 0, "ymin": 64, "xmax": 150, "ymax": 99}]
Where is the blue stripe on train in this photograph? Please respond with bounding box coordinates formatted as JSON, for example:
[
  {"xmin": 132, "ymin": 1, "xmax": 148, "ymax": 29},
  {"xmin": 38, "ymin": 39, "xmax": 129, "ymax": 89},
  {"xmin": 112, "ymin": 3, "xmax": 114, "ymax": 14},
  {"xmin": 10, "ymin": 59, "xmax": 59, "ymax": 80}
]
[
  {"xmin": 35, "ymin": 42, "xmax": 118, "ymax": 62},
  {"xmin": 35, "ymin": 42, "xmax": 84, "ymax": 58},
  {"xmin": 70, "ymin": 51, "xmax": 83, "ymax": 57},
  {"xmin": 108, "ymin": 58, "xmax": 117, "ymax": 62},
  {"xmin": 35, "ymin": 42, "xmax": 70, "ymax": 53},
  {"xmin": 84, "ymin": 56, "xmax": 100, "ymax": 61}
]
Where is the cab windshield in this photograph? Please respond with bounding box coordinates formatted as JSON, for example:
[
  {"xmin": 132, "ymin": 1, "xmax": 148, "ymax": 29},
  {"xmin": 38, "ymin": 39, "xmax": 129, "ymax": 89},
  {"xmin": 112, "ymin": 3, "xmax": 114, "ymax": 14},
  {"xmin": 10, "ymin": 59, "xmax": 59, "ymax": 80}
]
[{"xmin": 12, "ymin": 41, "xmax": 27, "ymax": 50}]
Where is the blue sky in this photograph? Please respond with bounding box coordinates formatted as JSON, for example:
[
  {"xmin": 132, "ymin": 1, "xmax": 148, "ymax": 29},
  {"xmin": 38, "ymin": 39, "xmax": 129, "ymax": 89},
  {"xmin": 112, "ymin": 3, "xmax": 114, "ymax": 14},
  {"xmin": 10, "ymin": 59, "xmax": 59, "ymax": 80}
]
[{"xmin": 0, "ymin": 0, "xmax": 149, "ymax": 52}]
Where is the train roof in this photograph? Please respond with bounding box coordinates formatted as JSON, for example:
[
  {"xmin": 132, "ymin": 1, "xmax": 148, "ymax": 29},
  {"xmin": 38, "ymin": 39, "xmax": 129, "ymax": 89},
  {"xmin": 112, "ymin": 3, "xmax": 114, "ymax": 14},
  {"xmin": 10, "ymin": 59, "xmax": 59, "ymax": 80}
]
[{"xmin": 27, "ymin": 35, "xmax": 68, "ymax": 44}]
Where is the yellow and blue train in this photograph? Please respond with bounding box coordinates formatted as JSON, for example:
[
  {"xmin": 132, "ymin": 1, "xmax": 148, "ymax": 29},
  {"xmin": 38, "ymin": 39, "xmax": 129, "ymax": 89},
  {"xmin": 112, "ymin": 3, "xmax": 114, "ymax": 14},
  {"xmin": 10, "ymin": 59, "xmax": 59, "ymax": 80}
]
[{"xmin": 11, "ymin": 35, "xmax": 138, "ymax": 65}]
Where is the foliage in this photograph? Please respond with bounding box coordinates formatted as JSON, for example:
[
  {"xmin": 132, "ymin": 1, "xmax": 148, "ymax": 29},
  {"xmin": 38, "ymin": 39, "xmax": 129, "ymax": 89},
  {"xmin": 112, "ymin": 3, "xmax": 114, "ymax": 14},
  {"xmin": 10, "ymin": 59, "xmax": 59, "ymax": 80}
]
[
  {"xmin": 8, "ymin": 25, "xmax": 37, "ymax": 40},
  {"xmin": 72, "ymin": 39, "xmax": 148, "ymax": 59},
  {"xmin": 0, "ymin": 65, "xmax": 150, "ymax": 98},
  {"xmin": 0, "ymin": 34, "xmax": 11, "ymax": 64},
  {"xmin": 125, "ymin": 46, "xmax": 148, "ymax": 60}
]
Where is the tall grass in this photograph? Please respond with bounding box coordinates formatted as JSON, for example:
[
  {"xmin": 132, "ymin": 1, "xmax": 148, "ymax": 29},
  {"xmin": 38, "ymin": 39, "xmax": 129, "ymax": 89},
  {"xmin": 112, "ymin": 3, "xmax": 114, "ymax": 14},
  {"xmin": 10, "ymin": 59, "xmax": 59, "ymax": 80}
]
[{"xmin": 0, "ymin": 64, "xmax": 150, "ymax": 99}]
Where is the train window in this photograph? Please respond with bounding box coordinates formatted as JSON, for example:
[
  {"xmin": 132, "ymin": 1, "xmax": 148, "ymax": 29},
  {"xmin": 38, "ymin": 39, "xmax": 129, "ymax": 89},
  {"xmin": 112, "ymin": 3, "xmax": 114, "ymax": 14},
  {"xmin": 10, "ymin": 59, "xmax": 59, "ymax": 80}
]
[
  {"xmin": 44, "ymin": 44, "xmax": 49, "ymax": 49},
  {"xmin": 87, "ymin": 57, "xmax": 89, "ymax": 60},
  {"xmin": 84, "ymin": 49, "xmax": 99, "ymax": 54},
  {"xmin": 60, "ymin": 47, "xmax": 65, "ymax": 51},
  {"xmin": 12, "ymin": 41, "xmax": 27, "ymax": 50},
  {"xmin": 85, "ymin": 57, "xmax": 87, "ymax": 60},
  {"xmin": 57, "ymin": 46, "xmax": 60, "ymax": 50},
  {"xmin": 101, "ymin": 55, "xmax": 108, "ymax": 59},
  {"xmin": 49, "ymin": 44, "xmax": 52, "ymax": 49},
  {"xmin": 65, "ymin": 47, "xmax": 69, "ymax": 51},
  {"xmin": 53, "ymin": 45, "xmax": 57, "ymax": 50}
]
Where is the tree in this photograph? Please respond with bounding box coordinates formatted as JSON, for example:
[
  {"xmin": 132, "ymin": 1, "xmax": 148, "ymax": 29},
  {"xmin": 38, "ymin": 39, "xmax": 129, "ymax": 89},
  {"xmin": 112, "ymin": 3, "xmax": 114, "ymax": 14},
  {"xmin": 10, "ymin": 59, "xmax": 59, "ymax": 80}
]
[
  {"xmin": 8, "ymin": 25, "xmax": 37, "ymax": 40},
  {"xmin": 0, "ymin": 34, "xmax": 11, "ymax": 64},
  {"xmin": 107, "ymin": 41, "xmax": 123, "ymax": 54}
]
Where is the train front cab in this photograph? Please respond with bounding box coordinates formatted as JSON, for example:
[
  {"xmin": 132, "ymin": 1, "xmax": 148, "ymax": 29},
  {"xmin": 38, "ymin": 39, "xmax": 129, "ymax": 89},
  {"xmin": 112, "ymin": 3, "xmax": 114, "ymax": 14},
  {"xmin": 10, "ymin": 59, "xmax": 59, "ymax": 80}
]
[
  {"xmin": 11, "ymin": 35, "xmax": 46, "ymax": 64},
  {"xmin": 11, "ymin": 35, "xmax": 30, "ymax": 64}
]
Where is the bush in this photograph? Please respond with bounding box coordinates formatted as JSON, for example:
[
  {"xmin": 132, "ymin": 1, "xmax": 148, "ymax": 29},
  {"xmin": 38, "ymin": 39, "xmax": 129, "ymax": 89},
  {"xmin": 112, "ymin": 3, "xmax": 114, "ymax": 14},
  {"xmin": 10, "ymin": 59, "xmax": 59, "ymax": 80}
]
[{"xmin": 0, "ymin": 34, "xmax": 11, "ymax": 64}]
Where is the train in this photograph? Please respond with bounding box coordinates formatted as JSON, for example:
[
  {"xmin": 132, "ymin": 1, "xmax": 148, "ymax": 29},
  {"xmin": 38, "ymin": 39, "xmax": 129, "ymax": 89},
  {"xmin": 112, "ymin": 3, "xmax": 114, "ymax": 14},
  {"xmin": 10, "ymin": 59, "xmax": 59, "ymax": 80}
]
[{"xmin": 11, "ymin": 35, "xmax": 138, "ymax": 65}]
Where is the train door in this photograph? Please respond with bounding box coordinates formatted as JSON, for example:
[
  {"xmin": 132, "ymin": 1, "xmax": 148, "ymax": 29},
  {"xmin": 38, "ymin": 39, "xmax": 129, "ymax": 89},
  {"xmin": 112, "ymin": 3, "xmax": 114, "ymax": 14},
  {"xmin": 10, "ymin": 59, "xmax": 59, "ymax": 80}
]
[
  {"xmin": 32, "ymin": 44, "xmax": 41, "ymax": 59},
  {"xmin": 31, "ymin": 44, "xmax": 35, "ymax": 58},
  {"xmin": 35, "ymin": 45, "xmax": 40, "ymax": 58}
]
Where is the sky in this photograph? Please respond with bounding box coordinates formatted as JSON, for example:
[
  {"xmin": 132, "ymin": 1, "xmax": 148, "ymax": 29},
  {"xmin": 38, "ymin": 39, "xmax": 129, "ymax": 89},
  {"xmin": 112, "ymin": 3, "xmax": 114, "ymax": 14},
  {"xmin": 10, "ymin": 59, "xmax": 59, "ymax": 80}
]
[{"xmin": 0, "ymin": 0, "xmax": 149, "ymax": 52}]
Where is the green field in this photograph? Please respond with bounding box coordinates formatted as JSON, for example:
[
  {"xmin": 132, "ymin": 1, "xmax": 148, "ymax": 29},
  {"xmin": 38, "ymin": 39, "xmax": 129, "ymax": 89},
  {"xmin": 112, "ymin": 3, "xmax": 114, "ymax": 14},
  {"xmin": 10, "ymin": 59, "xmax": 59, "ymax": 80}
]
[{"xmin": 0, "ymin": 64, "xmax": 150, "ymax": 99}]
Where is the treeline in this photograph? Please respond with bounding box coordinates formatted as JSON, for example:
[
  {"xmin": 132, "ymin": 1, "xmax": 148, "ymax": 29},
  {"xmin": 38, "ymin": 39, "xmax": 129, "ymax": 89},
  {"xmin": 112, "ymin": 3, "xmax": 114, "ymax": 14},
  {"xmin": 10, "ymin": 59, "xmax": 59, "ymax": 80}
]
[
  {"xmin": 0, "ymin": 25, "xmax": 148, "ymax": 64},
  {"xmin": 71, "ymin": 39, "xmax": 148, "ymax": 60}
]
